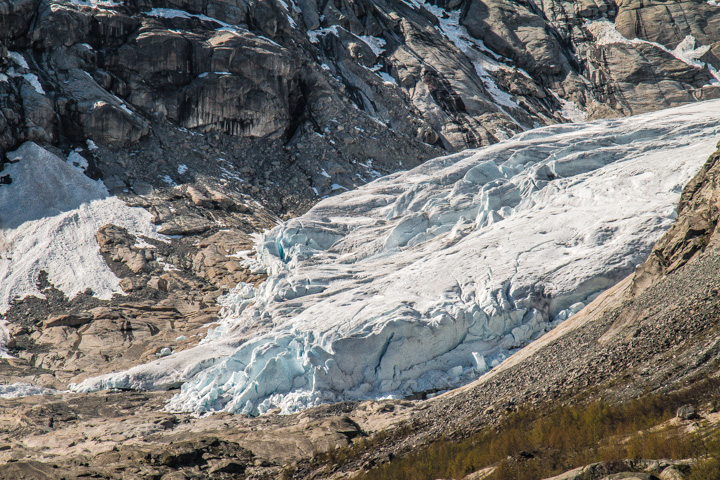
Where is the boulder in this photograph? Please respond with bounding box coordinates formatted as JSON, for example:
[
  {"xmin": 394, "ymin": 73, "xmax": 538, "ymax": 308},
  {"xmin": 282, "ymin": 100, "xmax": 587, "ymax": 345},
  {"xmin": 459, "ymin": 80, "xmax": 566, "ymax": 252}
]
[{"xmin": 676, "ymin": 404, "xmax": 699, "ymax": 420}]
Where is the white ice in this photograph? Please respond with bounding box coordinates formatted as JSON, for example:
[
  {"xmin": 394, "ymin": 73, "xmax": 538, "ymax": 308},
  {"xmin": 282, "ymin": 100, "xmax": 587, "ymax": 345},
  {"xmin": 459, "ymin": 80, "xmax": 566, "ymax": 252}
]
[
  {"xmin": 0, "ymin": 320, "xmax": 10, "ymax": 358},
  {"xmin": 0, "ymin": 383, "xmax": 58, "ymax": 398},
  {"xmin": 67, "ymin": 150, "xmax": 89, "ymax": 172},
  {"xmin": 377, "ymin": 71, "xmax": 397, "ymax": 86},
  {"xmin": 7, "ymin": 51, "xmax": 29, "ymax": 69},
  {"xmin": 359, "ymin": 35, "xmax": 387, "ymax": 56},
  {"xmin": 23, "ymin": 73, "xmax": 45, "ymax": 94},
  {"xmin": 145, "ymin": 7, "xmax": 263, "ymax": 37},
  {"xmin": 550, "ymin": 91, "xmax": 588, "ymax": 123},
  {"xmin": 72, "ymin": 100, "xmax": 720, "ymax": 416},
  {"xmin": 0, "ymin": 142, "xmax": 166, "ymax": 314}
]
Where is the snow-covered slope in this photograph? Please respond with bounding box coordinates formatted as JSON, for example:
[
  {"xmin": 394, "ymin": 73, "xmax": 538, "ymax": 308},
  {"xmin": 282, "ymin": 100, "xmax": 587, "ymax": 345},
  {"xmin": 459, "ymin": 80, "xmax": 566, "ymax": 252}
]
[
  {"xmin": 74, "ymin": 100, "xmax": 720, "ymax": 415},
  {"xmin": 0, "ymin": 142, "xmax": 165, "ymax": 314}
]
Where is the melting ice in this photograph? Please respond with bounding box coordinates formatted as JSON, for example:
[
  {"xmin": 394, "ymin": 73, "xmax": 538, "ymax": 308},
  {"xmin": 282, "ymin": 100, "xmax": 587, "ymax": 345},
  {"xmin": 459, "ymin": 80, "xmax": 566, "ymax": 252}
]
[{"xmin": 73, "ymin": 100, "xmax": 720, "ymax": 415}]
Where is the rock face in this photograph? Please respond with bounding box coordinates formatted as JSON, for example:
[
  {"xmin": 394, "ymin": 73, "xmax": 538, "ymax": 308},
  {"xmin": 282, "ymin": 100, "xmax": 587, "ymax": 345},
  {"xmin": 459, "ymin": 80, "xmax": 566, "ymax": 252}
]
[
  {"xmin": 634, "ymin": 141, "xmax": 720, "ymax": 291},
  {"xmin": 1, "ymin": 0, "xmax": 720, "ymax": 169}
]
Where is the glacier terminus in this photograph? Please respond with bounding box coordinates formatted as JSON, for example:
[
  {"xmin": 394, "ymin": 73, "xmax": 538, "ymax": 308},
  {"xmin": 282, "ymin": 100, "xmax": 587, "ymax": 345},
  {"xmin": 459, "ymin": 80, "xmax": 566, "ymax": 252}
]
[{"xmin": 73, "ymin": 99, "xmax": 720, "ymax": 416}]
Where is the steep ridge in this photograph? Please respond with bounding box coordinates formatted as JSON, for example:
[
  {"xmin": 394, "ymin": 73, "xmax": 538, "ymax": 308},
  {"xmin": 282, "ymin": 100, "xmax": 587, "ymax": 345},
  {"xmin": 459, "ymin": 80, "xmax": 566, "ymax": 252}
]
[{"xmin": 74, "ymin": 100, "xmax": 720, "ymax": 417}]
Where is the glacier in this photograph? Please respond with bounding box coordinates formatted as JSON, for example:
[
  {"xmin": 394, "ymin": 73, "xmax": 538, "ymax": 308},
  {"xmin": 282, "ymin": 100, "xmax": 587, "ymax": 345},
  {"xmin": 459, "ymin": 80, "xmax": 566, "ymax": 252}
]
[{"xmin": 73, "ymin": 100, "xmax": 720, "ymax": 415}]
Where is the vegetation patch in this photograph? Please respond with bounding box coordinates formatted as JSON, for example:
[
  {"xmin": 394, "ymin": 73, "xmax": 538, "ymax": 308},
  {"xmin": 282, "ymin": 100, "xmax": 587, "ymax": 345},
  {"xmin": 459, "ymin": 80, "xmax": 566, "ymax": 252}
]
[{"xmin": 314, "ymin": 378, "xmax": 720, "ymax": 480}]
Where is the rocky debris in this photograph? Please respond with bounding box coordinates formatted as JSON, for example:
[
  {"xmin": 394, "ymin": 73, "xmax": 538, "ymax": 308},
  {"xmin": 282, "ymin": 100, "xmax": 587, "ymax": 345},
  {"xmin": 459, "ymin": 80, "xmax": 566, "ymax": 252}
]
[
  {"xmin": 541, "ymin": 460, "xmax": 694, "ymax": 480},
  {"xmin": 1, "ymin": 179, "xmax": 275, "ymax": 385},
  {"xmin": 676, "ymin": 404, "xmax": 699, "ymax": 420},
  {"xmin": 0, "ymin": 389, "xmax": 377, "ymax": 479}
]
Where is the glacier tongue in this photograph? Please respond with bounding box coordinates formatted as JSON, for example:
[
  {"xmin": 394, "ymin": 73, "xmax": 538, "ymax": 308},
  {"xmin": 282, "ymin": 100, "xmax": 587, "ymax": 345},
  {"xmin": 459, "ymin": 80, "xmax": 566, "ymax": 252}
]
[{"xmin": 73, "ymin": 100, "xmax": 720, "ymax": 415}]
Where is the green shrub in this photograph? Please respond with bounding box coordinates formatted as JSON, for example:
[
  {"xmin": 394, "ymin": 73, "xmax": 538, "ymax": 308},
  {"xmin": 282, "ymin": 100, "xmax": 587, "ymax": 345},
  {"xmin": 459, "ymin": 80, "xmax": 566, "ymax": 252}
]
[{"xmin": 350, "ymin": 378, "xmax": 720, "ymax": 480}]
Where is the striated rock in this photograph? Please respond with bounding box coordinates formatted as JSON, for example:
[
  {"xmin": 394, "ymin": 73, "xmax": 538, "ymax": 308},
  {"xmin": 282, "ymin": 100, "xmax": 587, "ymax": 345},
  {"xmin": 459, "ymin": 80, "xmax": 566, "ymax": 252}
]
[
  {"xmin": 43, "ymin": 313, "xmax": 92, "ymax": 329},
  {"xmin": 585, "ymin": 42, "xmax": 715, "ymax": 116},
  {"xmin": 0, "ymin": 0, "xmax": 717, "ymax": 195},
  {"xmin": 0, "ymin": 0, "xmax": 38, "ymax": 42},
  {"xmin": 157, "ymin": 216, "xmax": 214, "ymax": 236},
  {"xmin": 615, "ymin": 0, "xmax": 720, "ymax": 56},
  {"xmin": 81, "ymin": 100, "xmax": 149, "ymax": 146},
  {"xmin": 460, "ymin": 0, "xmax": 570, "ymax": 79}
]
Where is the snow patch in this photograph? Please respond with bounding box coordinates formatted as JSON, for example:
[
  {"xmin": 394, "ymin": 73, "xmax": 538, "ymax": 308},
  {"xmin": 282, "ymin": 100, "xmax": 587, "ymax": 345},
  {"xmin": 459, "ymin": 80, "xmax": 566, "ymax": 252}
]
[
  {"xmin": 22, "ymin": 74, "xmax": 44, "ymax": 94},
  {"xmin": 550, "ymin": 91, "xmax": 587, "ymax": 123},
  {"xmin": 145, "ymin": 7, "xmax": 259, "ymax": 36},
  {"xmin": 67, "ymin": 150, "xmax": 89, "ymax": 172},
  {"xmin": 7, "ymin": 51, "xmax": 29, "ymax": 69},
  {"xmin": 0, "ymin": 383, "xmax": 58, "ymax": 399},
  {"xmin": 672, "ymin": 35, "xmax": 711, "ymax": 68},
  {"xmin": 0, "ymin": 142, "xmax": 166, "ymax": 314},
  {"xmin": 276, "ymin": 0, "xmax": 297, "ymax": 27},
  {"xmin": 359, "ymin": 35, "xmax": 387, "ymax": 56},
  {"xmin": 68, "ymin": 0, "xmax": 122, "ymax": 8},
  {"xmin": 377, "ymin": 71, "xmax": 397, "ymax": 86},
  {"xmin": 307, "ymin": 26, "xmax": 340, "ymax": 43},
  {"xmin": 161, "ymin": 175, "xmax": 176, "ymax": 186},
  {"xmin": 178, "ymin": 164, "xmax": 189, "ymax": 175},
  {"xmin": 0, "ymin": 320, "xmax": 11, "ymax": 358},
  {"xmin": 72, "ymin": 100, "xmax": 720, "ymax": 415}
]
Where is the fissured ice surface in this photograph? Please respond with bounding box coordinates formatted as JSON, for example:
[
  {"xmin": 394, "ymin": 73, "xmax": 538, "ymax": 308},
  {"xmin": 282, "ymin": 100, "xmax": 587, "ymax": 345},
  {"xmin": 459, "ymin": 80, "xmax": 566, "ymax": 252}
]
[{"xmin": 73, "ymin": 100, "xmax": 720, "ymax": 415}]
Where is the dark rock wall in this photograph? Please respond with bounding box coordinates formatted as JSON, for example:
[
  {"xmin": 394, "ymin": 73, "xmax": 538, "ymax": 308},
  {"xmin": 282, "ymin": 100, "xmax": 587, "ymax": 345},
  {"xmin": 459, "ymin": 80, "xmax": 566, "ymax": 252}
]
[{"xmin": 2, "ymin": 0, "xmax": 719, "ymax": 172}]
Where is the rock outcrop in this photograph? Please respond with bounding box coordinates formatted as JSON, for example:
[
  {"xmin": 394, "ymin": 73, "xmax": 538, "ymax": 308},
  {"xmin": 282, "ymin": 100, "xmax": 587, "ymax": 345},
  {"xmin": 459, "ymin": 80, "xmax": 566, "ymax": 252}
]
[{"xmin": 634, "ymin": 141, "xmax": 720, "ymax": 291}]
